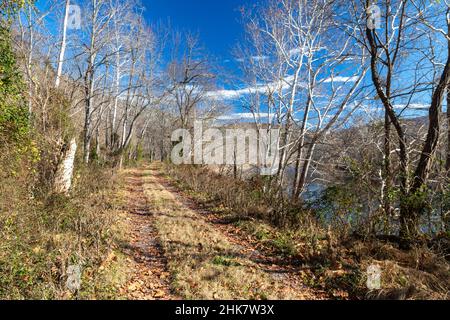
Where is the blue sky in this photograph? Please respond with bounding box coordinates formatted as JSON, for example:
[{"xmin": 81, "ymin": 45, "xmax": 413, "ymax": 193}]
[
  {"xmin": 32, "ymin": 0, "xmax": 437, "ymax": 120},
  {"xmin": 144, "ymin": 0, "xmax": 253, "ymax": 68},
  {"xmin": 143, "ymin": 0, "xmax": 259, "ymax": 115}
]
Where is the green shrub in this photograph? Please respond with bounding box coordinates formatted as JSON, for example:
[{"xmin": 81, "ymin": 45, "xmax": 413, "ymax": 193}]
[{"xmin": 0, "ymin": 25, "xmax": 29, "ymax": 144}]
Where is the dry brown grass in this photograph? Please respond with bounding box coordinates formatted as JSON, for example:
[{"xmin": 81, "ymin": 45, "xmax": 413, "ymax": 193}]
[
  {"xmin": 163, "ymin": 163, "xmax": 450, "ymax": 300},
  {"xmin": 143, "ymin": 164, "xmax": 315, "ymax": 300},
  {"xmin": 342, "ymin": 240, "xmax": 450, "ymax": 300},
  {"xmin": 0, "ymin": 161, "xmax": 127, "ymax": 299}
]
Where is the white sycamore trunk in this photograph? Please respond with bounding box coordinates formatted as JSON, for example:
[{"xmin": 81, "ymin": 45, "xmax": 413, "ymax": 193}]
[
  {"xmin": 55, "ymin": 0, "xmax": 71, "ymax": 89},
  {"xmin": 54, "ymin": 138, "xmax": 77, "ymax": 194}
]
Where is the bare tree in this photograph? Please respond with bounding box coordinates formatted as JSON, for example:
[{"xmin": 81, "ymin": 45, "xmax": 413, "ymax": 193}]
[
  {"xmin": 354, "ymin": 0, "xmax": 450, "ymax": 245},
  {"xmin": 238, "ymin": 0, "xmax": 367, "ymax": 201},
  {"xmin": 73, "ymin": 0, "xmax": 115, "ymax": 163},
  {"xmin": 166, "ymin": 33, "xmax": 216, "ymax": 129}
]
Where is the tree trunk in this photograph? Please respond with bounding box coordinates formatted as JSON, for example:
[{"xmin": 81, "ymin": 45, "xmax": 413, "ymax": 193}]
[
  {"xmin": 383, "ymin": 111, "xmax": 392, "ymax": 216},
  {"xmin": 399, "ymin": 200, "xmax": 421, "ymax": 249},
  {"xmin": 292, "ymin": 97, "xmax": 311, "ymax": 199},
  {"xmin": 55, "ymin": 0, "xmax": 70, "ymax": 89},
  {"xmin": 83, "ymin": 90, "xmax": 92, "ymax": 164},
  {"xmin": 82, "ymin": 0, "xmax": 98, "ymax": 164},
  {"xmin": 95, "ymin": 126, "xmax": 100, "ymax": 160},
  {"xmin": 26, "ymin": 5, "xmax": 34, "ymax": 115},
  {"xmin": 53, "ymin": 138, "xmax": 77, "ymax": 194},
  {"xmin": 294, "ymin": 143, "xmax": 316, "ymax": 200},
  {"xmin": 111, "ymin": 47, "xmax": 120, "ymax": 150},
  {"xmin": 83, "ymin": 135, "xmax": 91, "ymax": 164},
  {"xmin": 447, "ymin": 87, "xmax": 450, "ymax": 172}
]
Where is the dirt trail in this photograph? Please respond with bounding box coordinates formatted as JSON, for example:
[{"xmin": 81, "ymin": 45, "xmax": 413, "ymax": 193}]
[
  {"xmin": 119, "ymin": 164, "xmax": 323, "ymax": 300},
  {"xmin": 119, "ymin": 168, "xmax": 176, "ymax": 300},
  {"xmin": 117, "ymin": 164, "xmax": 449, "ymax": 301},
  {"xmin": 151, "ymin": 164, "xmax": 325, "ymax": 299}
]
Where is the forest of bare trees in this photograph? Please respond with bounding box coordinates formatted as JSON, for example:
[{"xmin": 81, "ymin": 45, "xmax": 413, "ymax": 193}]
[{"xmin": 0, "ymin": 0, "xmax": 449, "ymax": 301}]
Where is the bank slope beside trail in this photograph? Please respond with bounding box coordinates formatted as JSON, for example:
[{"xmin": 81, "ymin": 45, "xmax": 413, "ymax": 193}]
[{"xmin": 142, "ymin": 163, "xmax": 324, "ymax": 300}]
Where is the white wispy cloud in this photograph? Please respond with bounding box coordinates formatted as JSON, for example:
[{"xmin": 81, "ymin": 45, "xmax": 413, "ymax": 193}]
[
  {"xmin": 206, "ymin": 88, "xmax": 252, "ymax": 100},
  {"xmin": 214, "ymin": 111, "xmax": 306, "ymax": 123},
  {"xmin": 207, "ymin": 75, "xmax": 306, "ymax": 101},
  {"xmin": 322, "ymin": 76, "xmax": 360, "ymax": 83},
  {"xmin": 217, "ymin": 112, "xmax": 262, "ymax": 121},
  {"xmin": 251, "ymin": 55, "xmax": 268, "ymax": 62},
  {"xmin": 289, "ymin": 46, "xmax": 326, "ymax": 58},
  {"xmin": 392, "ymin": 103, "xmax": 429, "ymax": 110},
  {"xmin": 236, "ymin": 55, "xmax": 269, "ymax": 63},
  {"xmin": 289, "ymin": 48, "xmax": 304, "ymax": 57}
]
